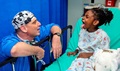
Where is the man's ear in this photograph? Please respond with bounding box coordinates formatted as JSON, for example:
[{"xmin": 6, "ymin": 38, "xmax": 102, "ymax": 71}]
[
  {"xmin": 19, "ymin": 25, "xmax": 27, "ymax": 33},
  {"xmin": 93, "ymin": 20, "xmax": 99, "ymax": 26}
]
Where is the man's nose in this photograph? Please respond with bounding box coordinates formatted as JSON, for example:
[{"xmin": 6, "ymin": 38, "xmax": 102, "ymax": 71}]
[{"xmin": 38, "ymin": 21, "xmax": 41, "ymax": 26}]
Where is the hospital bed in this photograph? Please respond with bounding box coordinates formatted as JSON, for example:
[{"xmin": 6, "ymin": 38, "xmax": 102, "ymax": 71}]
[{"xmin": 44, "ymin": 7, "xmax": 120, "ymax": 71}]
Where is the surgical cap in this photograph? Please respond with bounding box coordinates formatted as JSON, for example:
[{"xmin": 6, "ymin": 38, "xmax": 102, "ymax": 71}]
[{"xmin": 12, "ymin": 10, "xmax": 35, "ymax": 29}]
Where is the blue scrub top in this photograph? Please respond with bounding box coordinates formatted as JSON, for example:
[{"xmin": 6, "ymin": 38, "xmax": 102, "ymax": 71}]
[{"xmin": 0, "ymin": 23, "xmax": 58, "ymax": 71}]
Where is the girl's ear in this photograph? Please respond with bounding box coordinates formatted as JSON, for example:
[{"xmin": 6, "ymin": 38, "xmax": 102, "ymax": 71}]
[
  {"xmin": 19, "ymin": 25, "xmax": 28, "ymax": 33},
  {"xmin": 93, "ymin": 20, "xmax": 99, "ymax": 26}
]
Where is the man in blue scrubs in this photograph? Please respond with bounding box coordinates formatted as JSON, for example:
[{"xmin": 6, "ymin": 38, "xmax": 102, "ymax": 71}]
[{"xmin": 0, "ymin": 10, "xmax": 62, "ymax": 71}]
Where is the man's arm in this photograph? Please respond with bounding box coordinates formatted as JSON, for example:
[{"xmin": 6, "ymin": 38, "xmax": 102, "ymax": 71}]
[
  {"xmin": 51, "ymin": 25, "xmax": 61, "ymax": 35},
  {"xmin": 11, "ymin": 42, "xmax": 44, "ymax": 59},
  {"xmin": 50, "ymin": 25, "xmax": 62, "ymax": 59}
]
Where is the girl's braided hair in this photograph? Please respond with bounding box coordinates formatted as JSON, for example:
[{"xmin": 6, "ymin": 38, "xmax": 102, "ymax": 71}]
[{"xmin": 90, "ymin": 7, "xmax": 113, "ymax": 26}]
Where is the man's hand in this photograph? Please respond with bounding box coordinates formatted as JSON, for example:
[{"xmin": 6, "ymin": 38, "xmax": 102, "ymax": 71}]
[
  {"xmin": 51, "ymin": 35, "xmax": 62, "ymax": 59},
  {"xmin": 35, "ymin": 47, "xmax": 45, "ymax": 60}
]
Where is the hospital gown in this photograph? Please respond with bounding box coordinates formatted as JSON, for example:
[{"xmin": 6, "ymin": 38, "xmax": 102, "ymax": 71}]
[{"xmin": 67, "ymin": 28, "xmax": 110, "ymax": 71}]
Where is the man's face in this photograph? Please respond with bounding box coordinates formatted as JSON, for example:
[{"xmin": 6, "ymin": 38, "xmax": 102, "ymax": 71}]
[{"xmin": 25, "ymin": 17, "xmax": 41, "ymax": 37}]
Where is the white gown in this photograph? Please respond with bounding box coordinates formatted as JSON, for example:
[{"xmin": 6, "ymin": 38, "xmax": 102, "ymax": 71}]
[{"xmin": 67, "ymin": 28, "xmax": 110, "ymax": 71}]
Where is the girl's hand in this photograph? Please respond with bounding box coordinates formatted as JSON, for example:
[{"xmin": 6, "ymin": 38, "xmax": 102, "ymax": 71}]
[
  {"xmin": 67, "ymin": 52, "xmax": 77, "ymax": 56},
  {"xmin": 67, "ymin": 49, "xmax": 79, "ymax": 56}
]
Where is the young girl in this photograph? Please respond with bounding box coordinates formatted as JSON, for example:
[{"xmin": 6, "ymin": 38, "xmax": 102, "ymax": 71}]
[{"xmin": 66, "ymin": 7, "xmax": 113, "ymax": 71}]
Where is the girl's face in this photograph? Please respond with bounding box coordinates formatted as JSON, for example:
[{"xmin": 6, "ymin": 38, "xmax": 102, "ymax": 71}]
[{"xmin": 82, "ymin": 10, "xmax": 98, "ymax": 32}]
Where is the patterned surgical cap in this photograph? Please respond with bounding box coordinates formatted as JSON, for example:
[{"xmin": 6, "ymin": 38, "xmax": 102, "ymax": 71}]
[{"xmin": 12, "ymin": 10, "xmax": 35, "ymax": 29}]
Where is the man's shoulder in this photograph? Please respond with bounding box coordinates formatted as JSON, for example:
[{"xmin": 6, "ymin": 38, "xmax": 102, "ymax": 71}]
[{"xmin": 1, "ymin": 33, "xmax": 19, "ymax": 43}]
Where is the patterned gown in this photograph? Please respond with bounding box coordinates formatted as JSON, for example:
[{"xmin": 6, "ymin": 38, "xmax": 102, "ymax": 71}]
[{"xmin": 67, "ymin": 28, "xmax": 110, "ymax": 71}]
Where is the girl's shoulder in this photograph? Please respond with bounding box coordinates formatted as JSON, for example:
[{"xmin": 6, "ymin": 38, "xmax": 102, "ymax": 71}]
[
  {"xmin": 97, "ymin": 29, "xmax": 110, "ymax": 39},
  {"xmin": 97, "ymin": 29, "xmax": 108, "ymax": 35}
]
